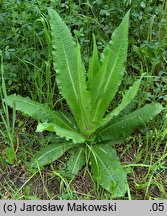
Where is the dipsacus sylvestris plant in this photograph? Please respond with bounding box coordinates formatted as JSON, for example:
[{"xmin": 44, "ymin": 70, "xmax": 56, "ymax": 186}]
[{"xmin": 4, "ymin": 9, "xmax": 163, "ymax": 197}]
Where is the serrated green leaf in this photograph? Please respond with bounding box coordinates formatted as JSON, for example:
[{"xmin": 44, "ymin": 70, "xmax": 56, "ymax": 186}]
[
  {"xmin": 103, "ymin": 78, "xmax": 141, "ymax": 126},
  {"xmin": 29, "ymin": 142, "xmax": 75, "ymax": 169},
  {"xmin": 48, "ymin": 8, "xmax": 92, "ymax": 132},
  {"xmin": 66, "ymin": 147, "xmax": 85, "ymax": 177},
  {"xmin": 4, "ymin": 94, "xmax": 74, "ymax": 130},
  {"xmin": 90, "ymin": 143, "xmax": 128, "ymax": 197},
  {"xmin": 36, "ymin": 122, "xmax": 85, "ymax": 143},
  {"xmin": 90, "ymin": 11, "xmax": 129, "ymax": 123},
  {"xmin": 98, "ymin": 102, "xmax": 163, "ymax": 142},
  {"xmin": 88, "ymin": 34, "xmax": 99, "ymax": 87}
]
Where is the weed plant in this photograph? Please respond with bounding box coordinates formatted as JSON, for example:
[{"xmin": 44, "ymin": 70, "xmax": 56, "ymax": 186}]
[{"xmin": 0, "ymin": 0, "xmax": 166, "ymax": 200}]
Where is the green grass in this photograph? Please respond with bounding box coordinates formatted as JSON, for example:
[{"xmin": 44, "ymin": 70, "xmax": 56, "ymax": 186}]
[
  {"xmin": 0, "ymin": 55, "xmax": 17, "ymax": 164},
  {"xmin": 0, "ymin": 0, "xmax": 166, "ymax": 200}
]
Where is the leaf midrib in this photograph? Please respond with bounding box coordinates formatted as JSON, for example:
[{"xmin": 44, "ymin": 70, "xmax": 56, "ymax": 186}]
[
  {"xmin": 58, "ymin": 25, "xmax": 78, "ymax": 102},
  {"xmin": 14, "ymin": 97, "xmax": 72, "ymax": 130},
  {"xmin": 71, "ymin": 148, "xmax": 84, "ymax": 174},
  {"xmin": 30, "ymin": 143, "xmax": 74, "ymax": 167},
  {"xmin": 91, "ymin": 38, "xmax": 124, "ymax": 121},
  {"xmin": 94, "ymin": 146, "xmax": 123, "ymax": 193}
]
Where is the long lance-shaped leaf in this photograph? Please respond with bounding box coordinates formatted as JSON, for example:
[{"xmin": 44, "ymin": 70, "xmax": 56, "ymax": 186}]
[
  {"xmin": 102, "ymin": 78, "xmax": 141, "ymax": 126},
  {"xmin": 36, "ymin": 122, "xmax": 85, "ymax": 144},
  {"xmin": 97, "ymin": 102, "xmax": 163, "ymax": 142},
  {"xmin": 4, "ymin": 94, "xmax": 74, "ymax": 130},
  {"xmin": 87, "ymin": 34, "xmax": 99, "ymax": 87},
  {"xmin": 90, "ymin": 143, "xmax": 128, "ymax": 197},
  {"xmin": 90, "ymin": 11, "xmax": 129, "ymax": 123},
  {"xmin": 29, "ymin": 142, "xmax": 75, "ymax": 169},
  {"xmin": 76, "ymin": 43, "xmax": 93, "ymax": 132},
  {"xmin": 66, "ymin": 147, "xmax": 85, "ymax": 177},
  {"xmin": 48, "ymin": 9, "xmax": 92, "ymax": 132}
]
